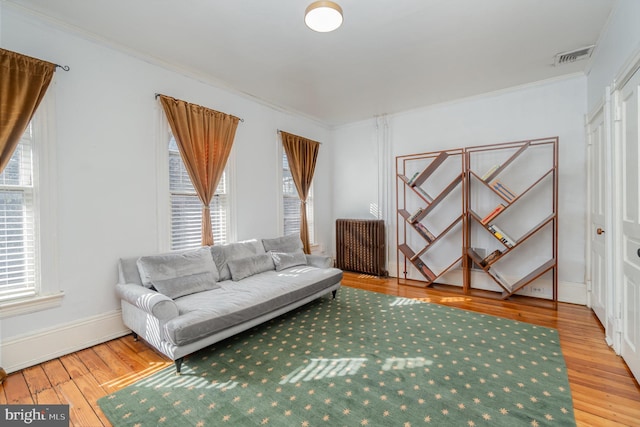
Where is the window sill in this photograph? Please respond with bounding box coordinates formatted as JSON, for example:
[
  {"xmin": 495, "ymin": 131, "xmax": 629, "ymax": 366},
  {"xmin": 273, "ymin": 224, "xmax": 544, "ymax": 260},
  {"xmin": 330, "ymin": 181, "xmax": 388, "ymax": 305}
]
[{"xmin": 0, "ymin": 292, "xmax": 65, "ymax": 319}]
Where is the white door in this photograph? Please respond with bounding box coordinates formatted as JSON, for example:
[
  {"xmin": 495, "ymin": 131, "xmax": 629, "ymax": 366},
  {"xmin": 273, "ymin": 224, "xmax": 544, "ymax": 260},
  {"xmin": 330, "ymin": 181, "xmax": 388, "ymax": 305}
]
[
  {"xmin": 618, "ymin": 66, "xmax": 640, "ymax": 380},
  {"xmin": 587, "ymin": 104, "xmax": 610, "ymax": 337}
]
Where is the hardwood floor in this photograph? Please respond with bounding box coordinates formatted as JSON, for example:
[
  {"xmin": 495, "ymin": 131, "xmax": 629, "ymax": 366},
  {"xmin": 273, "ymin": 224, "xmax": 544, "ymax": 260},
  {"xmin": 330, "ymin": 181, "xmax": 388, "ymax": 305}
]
[{"xmin": 2, "ymin": 272, "xmax": 639, "ymax": 426}]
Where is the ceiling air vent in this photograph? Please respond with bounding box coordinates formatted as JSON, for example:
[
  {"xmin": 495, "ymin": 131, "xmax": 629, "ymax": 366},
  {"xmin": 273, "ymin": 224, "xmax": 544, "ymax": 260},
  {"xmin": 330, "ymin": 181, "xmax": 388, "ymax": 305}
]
[{"xmin": 554, "ymin": 45, "xmax": 595, "ymax": 66}]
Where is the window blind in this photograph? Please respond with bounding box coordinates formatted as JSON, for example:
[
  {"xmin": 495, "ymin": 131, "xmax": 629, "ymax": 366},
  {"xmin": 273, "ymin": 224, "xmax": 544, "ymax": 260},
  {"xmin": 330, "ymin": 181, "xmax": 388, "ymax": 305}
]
[{"xmin": 0, "ymin": 125, "xmax": 37, "ymax": 301}]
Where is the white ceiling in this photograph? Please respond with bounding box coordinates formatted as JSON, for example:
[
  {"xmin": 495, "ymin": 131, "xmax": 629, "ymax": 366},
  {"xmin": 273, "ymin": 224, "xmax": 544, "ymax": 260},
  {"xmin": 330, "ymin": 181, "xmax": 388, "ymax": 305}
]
[{"xmin": 7, "ymin": 0, "xmax": 615, "ymax": 126}]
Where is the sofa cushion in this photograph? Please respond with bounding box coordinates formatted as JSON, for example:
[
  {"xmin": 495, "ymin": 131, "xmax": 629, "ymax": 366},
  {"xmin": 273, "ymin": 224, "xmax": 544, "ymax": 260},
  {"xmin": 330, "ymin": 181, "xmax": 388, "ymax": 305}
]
[
  {"xmin": 137, "ymin": 247, "xmax": 219, "ymax": 289},
  {"xmin": 227, "ymin": 253, "xmax": 274, "ymax": 281},
  {"xmin": 262, "ymin": 234, "xmax": 303, "ymax": 253},
  {"xmin": 151, "ymin": 271, "xmax": 220, "ymax": 299},
  {"xmin": 166, "ymin": 266, "xmax": 343, "ymax": 346},
  {"xmin": 271, "ymin": 249, "xmax": 307, "ymax": 271},
  {"xmin": 210, "ymin": 239, "xmax": 266, "ymax": 281}
]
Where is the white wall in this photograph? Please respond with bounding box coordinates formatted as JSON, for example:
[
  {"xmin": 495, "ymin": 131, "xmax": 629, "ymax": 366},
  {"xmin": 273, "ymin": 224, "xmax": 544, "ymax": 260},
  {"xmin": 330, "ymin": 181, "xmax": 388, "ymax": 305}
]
[
  {"xmin": 332, "ymin": 76, "xmax": 588, "ymax": 303},
  {"xmin": 0, "ymin": 6, "xmax": 333, "ymax": 371},
  {"xmin": 587, "ymin": 0, "xmax": 640, "ymax": 111}
]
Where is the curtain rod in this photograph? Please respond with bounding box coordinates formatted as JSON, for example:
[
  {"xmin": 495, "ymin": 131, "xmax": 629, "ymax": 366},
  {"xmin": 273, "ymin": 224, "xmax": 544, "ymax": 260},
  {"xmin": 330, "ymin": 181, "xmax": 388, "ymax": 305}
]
[
  {"xmin": 277, "ymin": 129, "xmax": 322, "ymax": 144},
  {"xmin": 1, "ymin": 48, "xmax": 70, "ymax": 71},
  {"xmin": 154, "ymin": 93, "xmax": 244, "ymax": 122}
]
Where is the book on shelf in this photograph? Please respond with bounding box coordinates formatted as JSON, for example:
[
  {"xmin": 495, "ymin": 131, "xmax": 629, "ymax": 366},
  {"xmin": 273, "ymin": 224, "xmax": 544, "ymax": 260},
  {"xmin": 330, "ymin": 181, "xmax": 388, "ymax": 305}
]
[
  {"xmin": 408, "ymin": 207, "xmax": 424, "ymax": 223},
  {"xmin": 480, "ymin": 249, "xmax": 501, "ymax": 267},
  {"xmin": 414, "ymin": 222, "xmax": 436, "ymax": 242},
  {"xmin": 481, "ymin": 204, "xmax": 505, "ymax": 224},
  {"xmin": 414, "ymin": 186, "xmax": 433, "ymax": 202},
  {"xmin": 487, "ymin": 224, "xmax": 515, "ymax": 247},
  {"xmin": 490, "ymin": 179, "xmax": 516, "ymax": 202},
  {"xmin": 481, "ymin": 164, "xmax": 500, "ymax": 180},
  {"xmin": 414, "ymin": 258, "xmax": 436, "ymax": 280},
  {"xmin": 406, "ymin": 171, "xmax": 420, "ymax": 186}
]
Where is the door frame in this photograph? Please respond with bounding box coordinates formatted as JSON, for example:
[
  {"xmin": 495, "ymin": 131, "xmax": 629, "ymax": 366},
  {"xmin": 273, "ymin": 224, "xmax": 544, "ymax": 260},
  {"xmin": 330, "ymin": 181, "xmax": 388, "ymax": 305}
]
[
  {"xmin": 608, "ymin": 49, "xmax": 640, "ymax": 357},
  {"xmin": 586, "ymin": 94, "xmax": 616, "ymax": 348}
]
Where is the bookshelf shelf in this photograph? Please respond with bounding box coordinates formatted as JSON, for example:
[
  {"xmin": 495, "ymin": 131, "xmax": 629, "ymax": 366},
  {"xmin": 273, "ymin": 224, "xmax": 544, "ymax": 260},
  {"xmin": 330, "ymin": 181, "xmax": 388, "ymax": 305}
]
[
  {"xmin": 411, "ymin": 151, "xmax": 450, "ymax": 187},
  {"xmin": 499, "ymin": 259, "xmax": 556, "ymax": 299},
  {"xmin": 407, "ymin": 174, "xmax": 464, "ymax": 224},
  {"xmin": 396, "ymin": 137, "xmax": 558, "ymax": 305},
  {"xmin": 481, "ymin": 140, "xmax": 531, "ymax": 183},
  {"xmin": 411, "ymin": 214, "xmax": 464, "ymax": 260}
]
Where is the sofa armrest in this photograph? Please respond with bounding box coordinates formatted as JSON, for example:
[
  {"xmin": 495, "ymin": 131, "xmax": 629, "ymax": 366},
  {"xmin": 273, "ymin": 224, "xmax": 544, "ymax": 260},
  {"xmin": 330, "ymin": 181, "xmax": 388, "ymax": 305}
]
[
  {"xmin": 305, "ymin": 254, "xmax": 333, "ymax": 269},
  {"xmin": 116, "ymin": 283, "xmax": 179, "ymax": 321}
]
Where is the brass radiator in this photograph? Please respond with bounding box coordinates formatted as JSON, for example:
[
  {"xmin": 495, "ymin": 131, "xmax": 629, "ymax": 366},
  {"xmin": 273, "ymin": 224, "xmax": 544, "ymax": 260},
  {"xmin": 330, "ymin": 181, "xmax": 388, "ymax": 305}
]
[{"xmin": 336, "ymin": 219, "xmax": 387, "ymax": 277}]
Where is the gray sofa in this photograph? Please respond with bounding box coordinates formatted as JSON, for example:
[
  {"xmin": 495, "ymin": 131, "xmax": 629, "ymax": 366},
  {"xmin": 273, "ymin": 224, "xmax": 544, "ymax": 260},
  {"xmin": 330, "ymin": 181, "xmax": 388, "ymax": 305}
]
[{"xmin": 116, "ymin": 235, "xmax": 342, "ymax": 373}]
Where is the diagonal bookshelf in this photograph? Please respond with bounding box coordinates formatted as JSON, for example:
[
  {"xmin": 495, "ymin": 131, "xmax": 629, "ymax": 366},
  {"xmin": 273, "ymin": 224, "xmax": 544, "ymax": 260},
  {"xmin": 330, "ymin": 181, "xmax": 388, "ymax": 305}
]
[
  {"xmin": 396, "ymin": 148, "xmax": 466, "ymax": 286},
  {"xmin": 396, "ymin": 137, "xmax": 558, "ymax": 306}
]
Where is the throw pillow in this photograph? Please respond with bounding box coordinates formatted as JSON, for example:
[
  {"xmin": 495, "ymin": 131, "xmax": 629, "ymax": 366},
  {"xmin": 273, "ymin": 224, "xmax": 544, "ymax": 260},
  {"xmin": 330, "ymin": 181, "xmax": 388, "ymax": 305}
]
[
  {"xmin": 262, "ymin": 234, "xmax": 303, "ymax": 253},
  {"xmin": 137, "ymin": 247, "xmax": 219, "ymax": 288},
  {"xmin": 210, "ymin": 239, "xmax": 265, "ymax": 281},
  {"xmin": 151, "ymin": 272, "xmax": 220, "ymax": 299},
  {"xmin": 270, "ymin": 249, "xmax": 307, "ymax": 271},
  {"xmin": 227, "ymin": 253, "xmax": 275, "ymax": 281}
]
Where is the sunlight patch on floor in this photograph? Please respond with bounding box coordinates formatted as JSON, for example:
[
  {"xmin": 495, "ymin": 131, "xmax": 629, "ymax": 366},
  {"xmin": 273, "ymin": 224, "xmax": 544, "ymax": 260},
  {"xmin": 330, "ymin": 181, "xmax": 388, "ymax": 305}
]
[
  {"xmin": 357, "ymin": 274, "xmax": 385, "ymax": 280},
  {"xmin": 102, "ymin": 361, "xmax": 172, "ymax": 389},
  {"xmin": 439, "ymin": 296, "xmax": 471, "ymax": 303}
]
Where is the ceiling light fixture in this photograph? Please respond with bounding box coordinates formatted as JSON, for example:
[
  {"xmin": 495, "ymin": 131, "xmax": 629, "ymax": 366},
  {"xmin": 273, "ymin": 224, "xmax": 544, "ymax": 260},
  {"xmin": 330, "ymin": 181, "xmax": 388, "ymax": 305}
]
[{"xmin": 305, "ymin": 1, "xmax": 343, "ymax": 33}]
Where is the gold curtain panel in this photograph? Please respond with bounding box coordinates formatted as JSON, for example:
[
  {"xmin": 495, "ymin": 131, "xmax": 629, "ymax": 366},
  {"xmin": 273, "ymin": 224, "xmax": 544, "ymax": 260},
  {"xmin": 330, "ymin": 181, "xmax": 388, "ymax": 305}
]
[
  {"xmin": 280, "ymin": 131, "xmax": 320, "ymax": 254},
  {"xmin": 0, "ymin": 48, "xmax": 56, "ymax": 173},
  {"xmin": 158, "ymin": 94, "xmax": 240, "ymax": 246}
]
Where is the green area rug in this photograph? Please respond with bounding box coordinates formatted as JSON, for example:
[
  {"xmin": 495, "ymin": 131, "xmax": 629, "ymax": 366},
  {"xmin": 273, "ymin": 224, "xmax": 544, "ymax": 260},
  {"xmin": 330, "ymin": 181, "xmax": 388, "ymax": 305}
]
[{"xmin": 99, "ymin": 286, "xmax": 575, "ymax": 426}]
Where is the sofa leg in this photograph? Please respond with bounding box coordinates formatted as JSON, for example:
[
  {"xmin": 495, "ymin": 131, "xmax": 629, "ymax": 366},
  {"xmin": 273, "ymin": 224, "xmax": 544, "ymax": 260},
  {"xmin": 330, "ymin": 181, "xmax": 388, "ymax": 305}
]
[
  {"xmin": 175, "ymin": 358, "xmax": 183, "ymax": 375},
  {"xmin": 332, "ymin": 290, "xmax": 337, "ymax": 299},
  {"xmin": 132, "ymin": 332, "xmax": 138, "ymax": 341}
]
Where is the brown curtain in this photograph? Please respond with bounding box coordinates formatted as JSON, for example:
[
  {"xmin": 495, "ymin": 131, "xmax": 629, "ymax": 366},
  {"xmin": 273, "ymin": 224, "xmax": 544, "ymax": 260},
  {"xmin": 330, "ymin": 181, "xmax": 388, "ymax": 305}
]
[
  {"xmin": 0, "ymin": 49, "xmax": 56, "ymax": 173},
  {"xmin": 281, "ymin": 131, "xmax": 320, "ymax": 254},
  {"xmin": 159, "ymin": 95, "xmax": 240, "ymax": 246}
]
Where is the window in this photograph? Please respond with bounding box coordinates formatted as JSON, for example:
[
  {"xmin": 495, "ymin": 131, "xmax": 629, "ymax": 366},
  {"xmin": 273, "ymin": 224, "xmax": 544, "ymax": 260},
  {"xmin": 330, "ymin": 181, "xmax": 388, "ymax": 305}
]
[
  {"xmin": 0, "ymin": 124, "xmax": 36, "ymax": 302},
  {"xmin": 0, "ymin": 96, "xmax": 61, "ymax": 318},
  {"xmin": 169, "ymin": 136, "xmax": 229, "ymax": 250},
  {"xmin": 282, "ymin": 152, "xmax": 314, "ymax": 242}
]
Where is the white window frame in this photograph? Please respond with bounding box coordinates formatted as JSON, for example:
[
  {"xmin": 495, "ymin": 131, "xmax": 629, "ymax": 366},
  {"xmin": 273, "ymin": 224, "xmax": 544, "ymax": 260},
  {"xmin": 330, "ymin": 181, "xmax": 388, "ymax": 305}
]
[
  {"xmin": 156, "ymin": 112, "xmax": 236, "ymax": 251},
  {"xmin": 278, "ymin": 139, "xmax": 315, "ymax": 243},
  {"xmin": 0, "ymin": 92, "xmax": 62, "ymax": 319}
]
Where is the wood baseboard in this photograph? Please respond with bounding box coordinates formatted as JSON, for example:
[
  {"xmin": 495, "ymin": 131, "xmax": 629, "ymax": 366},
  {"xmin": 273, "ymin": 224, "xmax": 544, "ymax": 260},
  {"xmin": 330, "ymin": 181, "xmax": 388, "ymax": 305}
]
[{"xmin": 1, "ymin": 310, "xmax": 129, "ymax": 374}]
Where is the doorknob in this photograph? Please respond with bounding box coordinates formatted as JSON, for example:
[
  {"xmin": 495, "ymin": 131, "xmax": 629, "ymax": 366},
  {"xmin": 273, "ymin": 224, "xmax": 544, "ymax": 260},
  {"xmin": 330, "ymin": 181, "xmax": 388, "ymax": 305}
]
[{"xmin": 596, "ymin": 228, "xmax": 605, "ymax": 235}]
